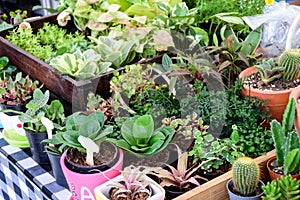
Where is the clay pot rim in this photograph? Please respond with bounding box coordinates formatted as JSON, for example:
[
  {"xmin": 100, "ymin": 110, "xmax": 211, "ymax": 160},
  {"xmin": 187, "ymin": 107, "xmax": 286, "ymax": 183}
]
[{"xmin": 239, "ymin": 67, "xmax": 295, "ymax": 95}]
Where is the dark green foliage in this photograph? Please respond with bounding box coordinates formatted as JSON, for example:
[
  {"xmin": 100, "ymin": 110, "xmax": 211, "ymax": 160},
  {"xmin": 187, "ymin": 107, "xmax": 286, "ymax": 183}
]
[
  {"xmin": 130, "ymin": 85, "xmax": 181, "ymax": 119},
  {"xmin": 230, "ymin": 125, "xmax": 273, "ymax": 157},
  {"xmin": 180, "ymin": 79, "xmax": 270, "ymax": 138}
]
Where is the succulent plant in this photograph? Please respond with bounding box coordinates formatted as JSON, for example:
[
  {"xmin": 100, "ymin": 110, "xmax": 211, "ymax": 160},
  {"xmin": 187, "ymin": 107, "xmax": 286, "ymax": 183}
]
[
  {"xmin": 109, "ymin": 165, "xmax": 152, "ymax": 200},
  {"xmin": 49, "ymin": 49, "xmax": 112, "ymax": 80},
  {"xmin": 279, "ymin": 49, "xmax": 300, "ymax": 81},
  {"xmin": 108, "ymin": 114, "xmax": 175, "ymax": 158},
  {"xmin": 270, "ymin": 98, "xmax": 300, "ymax": 175},
  {"xmin": 0, "ymin": 72, "xmax": 39, "ymax": 105},
  {"xmin": 89, "ymin": 36, "xmax": 136, "ymax": 69},
  {"xmin": 254, "ymin": 58, "xmax": 284, "ymax": 85},
  {"xmin": 44, "ymin": 111, "xmax": 113, "ymax": 166},
  {"xmin": 232, "ymin": 157, "xmax": 260, "ymax": 196},
  {"xmin": 262, "ymin": 175, "xmax": 300, "ymax": 200},
  {"xmin": 148, "ymin": 145, "xmax": 208, "ymax": 189}
]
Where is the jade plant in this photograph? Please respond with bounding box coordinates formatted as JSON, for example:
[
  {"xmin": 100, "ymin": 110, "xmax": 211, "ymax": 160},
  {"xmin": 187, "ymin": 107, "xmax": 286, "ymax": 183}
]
[
  {"xmin": 232, "ymin": 157, "xmax": 260, "ymax": 196},
  {"xmin": 44, "ymin": 111, "xmax": 113, "ymax": 165},
  {"xmin": 262, "ymin": 175, "xmax": 300, "ymax": 200},
  {"xmin": 108, "ymin": 114, "xmax": 175, "ymax": 158},
  {"xmin": 0, "ymin": 72, "xmax": 39, "ymax": 105},
  {"xmin": 270, "ymin": 98, "xmax": 300, "ymax": 175},
  {"xmin": 278, "ymin": 49, "xmax": 300, "ymax": 81}
]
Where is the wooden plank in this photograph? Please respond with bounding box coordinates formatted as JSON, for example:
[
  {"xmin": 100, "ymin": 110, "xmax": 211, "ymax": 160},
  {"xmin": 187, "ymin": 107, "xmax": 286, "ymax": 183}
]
[{"xmin": 174, "ymin": 150, "xmax": 275, "ymax": 200}]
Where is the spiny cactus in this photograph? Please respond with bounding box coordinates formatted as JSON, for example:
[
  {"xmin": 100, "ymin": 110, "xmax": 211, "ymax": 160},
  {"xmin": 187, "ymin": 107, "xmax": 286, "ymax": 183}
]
[
  {"xmin": 270, "ymin": 98, "xmax": 300, "ymax": 175},
  {"xmin": 278, "ymin": 49, "xmax": 300, "ymax": 81},
  {"xmin": 232, "ymin": 157, "xmax": 260, "ymax": 196},
  {"xmin": 255, "ymin": 58, "xmax": 283, "ymax": 85},
  {"xmin": 262, "ymin": 175, "xmax": 300, "ymax": 200}
]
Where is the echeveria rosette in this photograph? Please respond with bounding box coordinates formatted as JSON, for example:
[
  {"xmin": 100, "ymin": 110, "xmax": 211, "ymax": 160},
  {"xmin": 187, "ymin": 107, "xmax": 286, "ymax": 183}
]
[{"xmin": 110, "ymin": 115, "xmax": 175, "ymax": 158}]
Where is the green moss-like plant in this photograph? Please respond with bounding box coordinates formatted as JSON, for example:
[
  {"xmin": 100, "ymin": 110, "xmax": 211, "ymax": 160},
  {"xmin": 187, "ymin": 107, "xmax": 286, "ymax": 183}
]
[
  {"xmin": 278, "ymin": 49, "xmax": 300, "ymax": 81},
  {"xmin": 232, "ymin": 157, "xmax": 260, "ymax": 196}
]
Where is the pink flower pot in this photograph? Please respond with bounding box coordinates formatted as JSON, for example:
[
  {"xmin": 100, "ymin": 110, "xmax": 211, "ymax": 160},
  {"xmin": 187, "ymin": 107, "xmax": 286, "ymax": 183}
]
[{"xmin": 61, "ymin": 148, "xmax": 123, "ymax": 200}]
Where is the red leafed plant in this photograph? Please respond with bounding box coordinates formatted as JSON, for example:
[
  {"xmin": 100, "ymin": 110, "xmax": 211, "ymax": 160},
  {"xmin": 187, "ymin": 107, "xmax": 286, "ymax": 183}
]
[{"xmin": 148, "ymin": 145, "xmax": 208, "ymax": 189}]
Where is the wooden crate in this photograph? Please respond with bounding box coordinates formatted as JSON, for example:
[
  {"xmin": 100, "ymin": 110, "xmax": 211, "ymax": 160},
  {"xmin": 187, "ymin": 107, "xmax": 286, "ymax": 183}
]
[
  {"xmin": 0, "ymin": 14, "xmax": 120, "ymax": 112},
  {"xmin": 174, "ymin": 150, "xmax": 275, "ymax": 200}
]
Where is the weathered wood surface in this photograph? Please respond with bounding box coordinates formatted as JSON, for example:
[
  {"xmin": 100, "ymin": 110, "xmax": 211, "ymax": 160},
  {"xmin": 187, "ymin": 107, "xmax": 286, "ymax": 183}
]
[{"xmin": 175, "ymin": 150, "xmax": 275, "ymax": 200}]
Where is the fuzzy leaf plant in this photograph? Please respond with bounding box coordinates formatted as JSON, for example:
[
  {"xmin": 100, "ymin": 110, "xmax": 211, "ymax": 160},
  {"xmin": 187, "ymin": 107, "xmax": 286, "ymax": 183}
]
[
  {"xmin": 44, "ymin": 111, "xmax": 113, "ymax": 166},
  {"xmin": 262, "ymin": 175, "xmax": 300, "ymax": 200},
  {"xmin": 270, "ymin": 98, "xmax": 300, "ymax": 175},
  {"xmin": 232, "ymin": 157, "xmax": 260, "ymax": 196},
  {"xmin": 108, "ymin": 114, "xmax": 175, "ymax": 158}
]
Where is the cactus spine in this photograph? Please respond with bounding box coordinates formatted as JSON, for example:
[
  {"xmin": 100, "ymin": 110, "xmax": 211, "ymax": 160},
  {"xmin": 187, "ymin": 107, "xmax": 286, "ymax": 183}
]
[
  {"xmin": 278, "ymin": 49, "xmax": 300, "ymax": 81},
  {"xmin": 232, "ymin": 157, "xmax": 260, "ymax": 196}
]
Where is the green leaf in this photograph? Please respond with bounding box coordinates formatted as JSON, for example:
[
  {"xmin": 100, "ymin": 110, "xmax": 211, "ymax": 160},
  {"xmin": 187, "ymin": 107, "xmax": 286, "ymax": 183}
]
[
  {"xmin": 213, "ymin": 33, "xmax": 218, "ymax": 46},
  {"xmin": 78, "ymin": 120, "xmax": 100, "ymax": 138},
  {"xmin": 132, "ymin": 115, "xmax": 154, "ymax": 145},
  {"xmin": 121, "ymin": 117, "xmax": 137, "ymax": 146},
  {"xmin": 241, "ymin": 26, "xmax": 262, "ymax": 55},
  {"xmin": 162, "ymin": 54, "xmax": 172, "ymax": 68},
  {"xmin": 284, "ymin": 149, "xmax": 300, "ymax": 175}
]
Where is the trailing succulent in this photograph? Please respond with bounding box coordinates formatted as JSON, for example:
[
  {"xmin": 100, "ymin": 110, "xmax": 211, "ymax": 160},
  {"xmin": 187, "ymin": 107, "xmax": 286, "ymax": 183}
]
[
  {"xmin": 0, "ymin": 72, "xmax": 39, "ymax": 105},
  {"xmin": 108, "ymin": 114, "xmax": 175, "ymax": 158},
  {"xmin": 270, "ymin": 98, "xmax": 300, "ymax": 175},
  {"xmin": 262, "ymin": 175, "xmax": 300, "ymax": 200},
  {"xmin": 232, "ymin": 157, "xmax": 260, "ymax": 196}
]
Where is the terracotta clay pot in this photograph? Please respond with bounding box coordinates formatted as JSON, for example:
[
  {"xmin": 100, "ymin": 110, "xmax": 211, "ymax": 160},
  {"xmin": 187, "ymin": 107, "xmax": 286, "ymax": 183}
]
[
  {"xmin": 239, "ymin": 67, "xmax": 294, "ymax": 123},
  {"xmin": 289, "ymin": 85, "xmax": 300, "ymax": 138},
  {"xmin": 267, "ymin": 157, "xmax": 300, "ymax": 181}
]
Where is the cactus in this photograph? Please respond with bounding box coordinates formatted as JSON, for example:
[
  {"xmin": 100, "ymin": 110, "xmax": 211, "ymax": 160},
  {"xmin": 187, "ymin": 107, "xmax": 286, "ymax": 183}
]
[
  {"xmin": 255, "ymin": 58, "xmax": 284, "ymax": 85},
  {"xmin": 232, "ymin": 157, "xmax": 260, "ymax": 196},
  {"xmin": 262, "ymin": 175, "xmax": 300, "ymax": 200},
  {"xmin": 278, "ymin": 49, "xmax": 300, "ymax": 81},
  {"xmin": 270, "ymin": 98, "xmax": 300, "ymax": 175}
]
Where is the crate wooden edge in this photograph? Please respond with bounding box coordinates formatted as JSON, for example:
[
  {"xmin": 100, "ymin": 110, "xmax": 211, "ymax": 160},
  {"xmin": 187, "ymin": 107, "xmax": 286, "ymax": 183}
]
[{"xmin": 174, "ymin": 150, "xmax": 275, "ymax": 200}]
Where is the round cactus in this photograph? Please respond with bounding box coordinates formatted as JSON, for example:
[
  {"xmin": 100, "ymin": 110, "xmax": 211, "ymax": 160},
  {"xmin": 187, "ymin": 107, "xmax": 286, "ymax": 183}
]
[
  {"xmin": 278, "ymin": 49, "xmax": 300, "ymax": 81},
  {"xmin": 232, "ymin": 157, "xmax": 260, "ymax": 196}
]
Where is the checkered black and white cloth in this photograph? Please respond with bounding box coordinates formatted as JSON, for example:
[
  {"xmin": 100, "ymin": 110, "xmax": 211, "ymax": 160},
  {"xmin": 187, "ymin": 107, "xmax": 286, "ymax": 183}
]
[{"xmin": 0, "ymin": 132, "xmax": 71, "ymax": 200}]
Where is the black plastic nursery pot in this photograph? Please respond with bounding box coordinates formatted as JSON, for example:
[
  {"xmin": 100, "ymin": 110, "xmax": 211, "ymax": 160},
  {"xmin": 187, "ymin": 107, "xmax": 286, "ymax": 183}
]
[
  {"xmin": 25, "ymin": 130, "xmax": 49, "ymax": 165},
  {"xmin": 47, "ymin": 152, "xmax": 68, "ymax": 188},
  {"xmin": 0, "ymin": 103, "xmax": 26, "ymax": 116}
]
